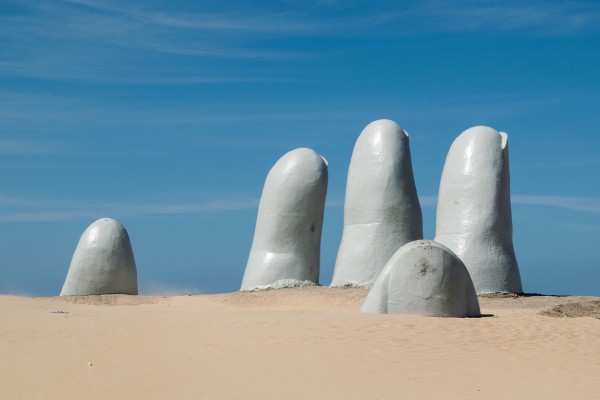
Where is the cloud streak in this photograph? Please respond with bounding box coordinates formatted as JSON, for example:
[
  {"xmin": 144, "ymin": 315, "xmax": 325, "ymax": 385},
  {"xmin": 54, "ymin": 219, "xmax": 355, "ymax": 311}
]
[
  {"xmin": 60, "ymin": 0, "xmax": 313, "ymax": 33},
  {"xmin": 6, "ymin": 193, "xmax": 597, "ymax": 223},
  {"xmin": 512, "ymin": 195, "xmax": 600, "ymax": 214},
  {"xmin": 513, "ymin": 159, "xmax": 600, "ymax": 169},
  {"xmin": 0, "ymin": 195, "xmax": 261, "ymax": 222},
  {"xmin": 59, "ymin": 0, "xmax": 600, "ymax": 37},
  {"xmin": 0, "ymin": 195, "xmax": 351, "ymax": 222},
  {"xmin": 0, "ymin": 139, "xmax": 75, "ymax": 156},
  {"xmin": 0, "ymin": 90, "xmax": 573, "ymax": 140},
  {"xmin": 1, "ymin": 0, "xmax": 598, "ymax": 83},
  {"xmin": 404, "ymin": 0, "xmax": 600, "ymax": 35}
]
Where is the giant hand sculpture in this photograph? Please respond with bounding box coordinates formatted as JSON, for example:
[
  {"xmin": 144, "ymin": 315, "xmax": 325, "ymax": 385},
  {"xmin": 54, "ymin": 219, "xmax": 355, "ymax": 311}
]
[
  {"xmin": 61, "ymin": 218, "xmax": 138, "ymax": 296},
  {"xmin": 331, "ymin": 119, "xmax": 423, "ymax": 288},
  {"xmin": 435, "ymin": 126, "xmax": 523, "ymax": 293},
  {"xmin": 241, "ymin": 148, "xmax": 328, "ymax": 291}
]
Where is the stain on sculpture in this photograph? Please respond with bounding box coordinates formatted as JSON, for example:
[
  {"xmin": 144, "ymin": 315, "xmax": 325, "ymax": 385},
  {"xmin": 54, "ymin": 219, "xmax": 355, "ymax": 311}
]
[
  {"xmin": 60, "ymin": 218, "xmax": 138, "ymax": 296},
  {"xmin": 331, "ymin": 119, "xmax": 423, "ymax": 288},
  {"xmin": 435, "ymin": 126, "xmax": 523, "ymax": 294},
  {"xmin": 362, "ymin": 240, "xmax": 481, "ymax": 317},
  {"xmin": 240, "ymin": 148, "xmax": 328, "ymax": 291}
]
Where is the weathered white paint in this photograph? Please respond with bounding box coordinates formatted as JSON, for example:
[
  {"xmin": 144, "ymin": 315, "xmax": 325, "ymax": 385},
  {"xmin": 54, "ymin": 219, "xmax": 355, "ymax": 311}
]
[
  {"xmin": 331, "ymin": 119, "xmax": 423, "ymax": 288},
  {"xmin": 240, "ymin": 148, "xmax": 328, "ymax": 291},
  {"xmin": 60, "ymin": 218, "xmax": 138, "ymax": 295},
  {"xmin": 434, "ymin": 126, "xmax": 523, "ymax": 293},
  {"xmin": 362, "ymin": 240, "xmax": 481, "ymax": 317}
]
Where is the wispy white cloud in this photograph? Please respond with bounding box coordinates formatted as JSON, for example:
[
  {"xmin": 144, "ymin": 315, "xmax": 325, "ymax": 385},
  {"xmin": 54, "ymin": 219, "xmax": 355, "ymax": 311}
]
[
  {"xmin": 0, "ymin": 139, "xmax": 74, "ymax": 156},
  {"xmin": 0, "ymin": 60, "xmax": 290, "ymax": 84},
  {"xmin": 0, "ymin": 91, "xmax": 331, "ymax": 128},
  {"xmin": 0, "ymin": 195, "xmax": 353, "ymax": 222},
  {"xmin": 60, "ymin": 0, "xmax": 600, "ymax": 36},
  {"xmin": 0, "ymin": 1, "xmax": 312, "ymax": 84},
  {"xmin": 107, "ymin": 199, "xmax": 260, "ymax": 215},
  {"xmin": 0, "ymin": 196, "xmax": 260, "ymax": 223},
  {"xmin": 1, "ymin": 193, "xmax": 599, "ymax": 223},
  {"xmin": 60, "ymin": 0, "xmax": 314, "ymax": 33},
  {"xmin": 1, "ymin": 0, "xmax": 598, "ymax": 83},
  {"xmin": 0, "ymin": 195, "xmax": 441, "ymax": 221},
  {"xmin": 513, "ymin": 159, "xmax": 600, "ymax": 169},
  {"xmin": 397, "ymin": 91, "xmax": 571, "ymax": 122},
  {"xmin": 0, "ymin": 211, "xmax": 93, "ymax": 223},
  {"xmin": 0, "ymin": 90, "xmax": 572, "ymax": 139},
  {"xmin": 403, "ymin": 0, "xmax": 600, "ymax": 35},
  {"xmin": 0, "ymin": 195, "xmax": 67, "ymax": 208},
  {"xmin": 512, "ymin": 195, "xmax": 600, "ymax": 214},
  {"xmin": 562, "ymin": 223, "xmax": 600, "ymax": 233}
]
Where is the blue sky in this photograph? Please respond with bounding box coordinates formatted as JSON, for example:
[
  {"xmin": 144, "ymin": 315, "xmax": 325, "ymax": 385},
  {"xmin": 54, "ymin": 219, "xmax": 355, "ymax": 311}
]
[{"xmin": 1, "ymin": 0, "xmax": 599, "ymax": 296}]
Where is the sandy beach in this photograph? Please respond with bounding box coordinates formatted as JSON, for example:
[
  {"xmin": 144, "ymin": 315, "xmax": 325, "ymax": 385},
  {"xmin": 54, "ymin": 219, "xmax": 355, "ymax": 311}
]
[{"xmin": 1, "ymin": 287, "xmax": 599, "ymax": 399}]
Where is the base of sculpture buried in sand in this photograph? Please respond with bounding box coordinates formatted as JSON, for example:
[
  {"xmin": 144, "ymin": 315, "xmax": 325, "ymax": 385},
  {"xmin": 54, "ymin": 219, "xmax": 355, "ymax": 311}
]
[{"xmin": 2, "ymin": 287, "xmax": 600, "ymax": 400}]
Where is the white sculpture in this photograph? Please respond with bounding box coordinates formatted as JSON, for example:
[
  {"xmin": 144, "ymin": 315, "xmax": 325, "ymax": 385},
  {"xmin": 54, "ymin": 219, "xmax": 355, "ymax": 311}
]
[
  {"xmin": 240, "ymin": 148, "xmax": 328, "ymax": 291},
  {"xmin": 435, "ymin": 126, "xmax": 523, "ymax": 293},
  {"xmin": 60, "ymin": 218, "xmax": 138, "ymax": 296},
  {"xmin": 362, "ymin": 240, "xmax": 481, "ymax": 317},
  {"xmin": 331, "ymin": 119, "xmax": 423, "ymax": 288}
]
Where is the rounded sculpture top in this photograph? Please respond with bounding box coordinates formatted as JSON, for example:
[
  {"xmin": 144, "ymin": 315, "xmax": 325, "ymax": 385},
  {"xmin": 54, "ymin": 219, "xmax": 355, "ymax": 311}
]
[
  {"xmin": 258, "ymin": 148, "xmax": 328, "ymax": 216},
  {"xmin": 446, "ymin": 126, "xmax": 508, "ymax": 179},
  {"xmin": 355, "ymin": 119, "xmax": 408, "ymax": 154},
  {"xmin": 352, "ymin": 119, "xmax": 409, "ymax": 175},
  {"xmin": 459, "ymin": 125, "xmax": 505, "ymax": 139},
  {"xmin": 361, "ymin": 240, "xmax": 481, "ymax": 317},
  {"xmin": 436, "ymin": 125, "xmax": 511, "ymax": 235},
  {"xmin": 82, "ymin": 217, "xmax": 124, "ymax": 242},
  {"xmin": 450, "ymin": 125, "xmax": 508, "ymax": 158},
  {"xmin": 60, "ymin": 217, "xmax": 138, "ymax": 296},
  {"xmin": 271, "ymin": 147, "xmax": 328, "ymax": 181},
  {"xmin": 345, "ymin": 119, "xmax": 417, "ymax": 225}
]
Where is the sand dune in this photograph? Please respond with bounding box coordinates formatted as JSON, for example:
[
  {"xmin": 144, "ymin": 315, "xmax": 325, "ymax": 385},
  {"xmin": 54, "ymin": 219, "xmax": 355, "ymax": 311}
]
[{"xmin": 1, "ymin": 287, "xmax": 599, "ymax": 399}]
